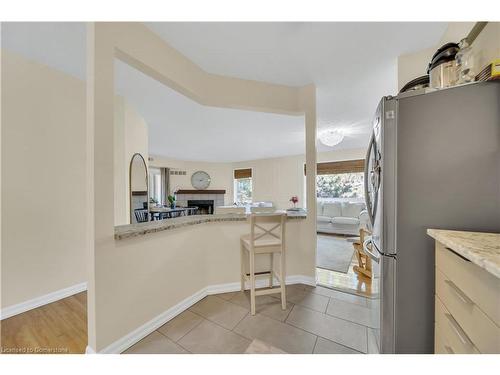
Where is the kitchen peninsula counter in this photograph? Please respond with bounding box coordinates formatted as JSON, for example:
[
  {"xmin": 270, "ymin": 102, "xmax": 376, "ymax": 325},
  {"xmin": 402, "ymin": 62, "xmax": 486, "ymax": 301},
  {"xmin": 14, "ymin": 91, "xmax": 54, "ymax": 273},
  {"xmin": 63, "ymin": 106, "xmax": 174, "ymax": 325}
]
[
  {"xmin": 427, "ymin": 229, "xmax": 500, "ymax": 279},
  {"xmin": 115, "ymin": 212, "xmax": 307, "ymax": 240}
]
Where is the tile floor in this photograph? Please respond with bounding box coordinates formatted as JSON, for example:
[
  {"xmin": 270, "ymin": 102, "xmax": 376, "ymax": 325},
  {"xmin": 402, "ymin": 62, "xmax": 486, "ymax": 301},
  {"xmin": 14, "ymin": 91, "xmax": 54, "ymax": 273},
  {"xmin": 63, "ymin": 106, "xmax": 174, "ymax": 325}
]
[{"xmin": 123, "ymin": 283, "xmax": 380, "ymax": 354}]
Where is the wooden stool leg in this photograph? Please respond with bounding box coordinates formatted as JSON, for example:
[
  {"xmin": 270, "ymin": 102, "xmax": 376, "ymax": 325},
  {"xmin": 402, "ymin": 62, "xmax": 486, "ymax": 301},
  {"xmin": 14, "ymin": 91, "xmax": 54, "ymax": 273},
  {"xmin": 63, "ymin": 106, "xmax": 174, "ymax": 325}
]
[
  {"xmin": 269, "ymin": 253, "xmax": 274, "ymax": 288},
  {"xmin": 240, "ymin": 243, "xmax": 245, "ymax": 291},
  {"xmin": 280, "ymin": 252, "xmax": 286, "ymax": 310},
  {"xmin": 250, "ymin": 251, "xmax": 256, "ymax": 315}
]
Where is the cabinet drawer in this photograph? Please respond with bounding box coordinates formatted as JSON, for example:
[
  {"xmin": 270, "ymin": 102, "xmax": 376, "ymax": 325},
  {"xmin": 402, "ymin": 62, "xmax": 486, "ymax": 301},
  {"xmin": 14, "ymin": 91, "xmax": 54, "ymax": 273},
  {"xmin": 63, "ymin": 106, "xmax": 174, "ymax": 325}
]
[
  {"xmin": 436, "ymin": 268, "xmax": 500, "ymax": 353},
  {"xmin": 435, "ymin": 324, "xmax": 454, "ymax": 354},
  {"xmin": 435, "ymin": 296, "xmax": 480, "ymax": 354},
  {"xmin": 435, "ymin": 241, "xmax": 500, "ymax": 326}
]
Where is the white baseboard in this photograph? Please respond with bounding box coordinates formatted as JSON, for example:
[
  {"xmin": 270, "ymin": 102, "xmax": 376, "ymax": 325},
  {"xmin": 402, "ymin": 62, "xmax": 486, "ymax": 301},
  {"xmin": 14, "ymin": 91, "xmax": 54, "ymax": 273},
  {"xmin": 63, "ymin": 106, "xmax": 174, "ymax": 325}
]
[
  {"xmin": 98, "ymin": 287, "xmax": 207, "ymax": 354},
  {"xmin": 0, "ymin": 282, "xmax": 88, "ymax": 320},
  {"xmin": 85, "ymin": 346, "xmax": 96, "ymax": 354},
  {"xmin": 90, "ymin": 274, "xmax": 315, "ymax": 354},
  {"xmin": 286, "ymin": 274, "xmax": 316, "ymax": 287}
]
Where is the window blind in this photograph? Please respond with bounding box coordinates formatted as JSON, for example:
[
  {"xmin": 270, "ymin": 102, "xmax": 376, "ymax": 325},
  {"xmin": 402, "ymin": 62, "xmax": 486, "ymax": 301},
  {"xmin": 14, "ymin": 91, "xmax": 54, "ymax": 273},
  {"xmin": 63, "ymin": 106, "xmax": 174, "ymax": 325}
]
[
  {"xmin": 234, "ymin": 168, "xmax": 252, "ymax": 179},
  {"xmin": 304, "ymin": 159, "xmax": 365, "ymax": 175}
]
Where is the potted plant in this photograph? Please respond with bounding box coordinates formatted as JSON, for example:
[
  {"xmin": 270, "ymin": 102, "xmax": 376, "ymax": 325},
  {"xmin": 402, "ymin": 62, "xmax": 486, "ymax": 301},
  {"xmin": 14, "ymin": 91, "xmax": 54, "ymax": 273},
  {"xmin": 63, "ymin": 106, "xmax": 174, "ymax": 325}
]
[
  {"xmin": 289, "ymin": 195, "xmax": 299, "ymax": 209},
  {"xmin": 167, "ymin": 194, "xmax": 176, "ymax": 209}
]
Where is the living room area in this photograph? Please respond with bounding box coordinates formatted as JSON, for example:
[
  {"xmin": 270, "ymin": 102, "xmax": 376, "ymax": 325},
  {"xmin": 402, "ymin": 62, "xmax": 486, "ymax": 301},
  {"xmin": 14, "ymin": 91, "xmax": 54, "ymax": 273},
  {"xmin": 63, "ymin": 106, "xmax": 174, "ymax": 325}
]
[{"xmin": 314, "ymin": 156, "xmax": 376, "ymax": 298}]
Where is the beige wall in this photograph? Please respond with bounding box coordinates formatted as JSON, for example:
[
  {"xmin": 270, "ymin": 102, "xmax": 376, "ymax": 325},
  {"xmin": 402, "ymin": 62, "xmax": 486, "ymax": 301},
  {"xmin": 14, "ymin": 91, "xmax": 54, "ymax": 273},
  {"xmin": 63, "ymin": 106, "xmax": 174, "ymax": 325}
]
[
  {"xmin": 397, "ymin": 47, "xmax": 435, "ymax": 91},
  {"xmin": 1, "ymin": 50, "xmax": 87, "ymax": 308},
  {"xmin": 397, "ymin": 22, "xmax": 500, "ymax": 91},
  {"xmin": 149, "ymin": 156, "xmax": 234, "ymax": 205},
  {"xmin": 114, "ymin": 96, "xmax": 149, "ymax": 225},
  {"xmin": 233, "ymin": 155, "xmax": 304, "ymax": 209}
]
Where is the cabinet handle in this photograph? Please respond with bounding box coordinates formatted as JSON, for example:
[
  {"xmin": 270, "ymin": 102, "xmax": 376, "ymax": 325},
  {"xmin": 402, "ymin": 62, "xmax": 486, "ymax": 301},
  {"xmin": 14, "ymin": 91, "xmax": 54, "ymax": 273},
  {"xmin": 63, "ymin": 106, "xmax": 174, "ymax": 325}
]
[
  {"xmin": 445, "ymin": 313, "xmax": 473, "ymax": 348},
  {"xmin": 445, "ymin": 279, "xmax": 474, "ymax": 305},
  {"xmin": 444, "ymin": 345, "xmax": 454, "ymax": 354}
]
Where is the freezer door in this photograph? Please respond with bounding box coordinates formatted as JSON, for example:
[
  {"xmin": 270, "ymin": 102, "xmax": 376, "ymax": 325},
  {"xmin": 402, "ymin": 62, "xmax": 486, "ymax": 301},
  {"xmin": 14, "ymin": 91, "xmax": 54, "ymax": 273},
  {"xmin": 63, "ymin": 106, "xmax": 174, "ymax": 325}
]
[{"xmin": 363, "ymin": 237, "xmax": 396, "ymax": 354}]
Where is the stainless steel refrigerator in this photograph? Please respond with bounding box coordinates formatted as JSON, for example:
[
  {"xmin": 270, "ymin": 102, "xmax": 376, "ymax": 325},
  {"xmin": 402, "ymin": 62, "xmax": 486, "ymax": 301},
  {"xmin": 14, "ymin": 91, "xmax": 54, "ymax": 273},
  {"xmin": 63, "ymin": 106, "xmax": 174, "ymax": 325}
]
[{"xmin": 363, "ymin": 81, "xmax": 500, "ymax": 353}]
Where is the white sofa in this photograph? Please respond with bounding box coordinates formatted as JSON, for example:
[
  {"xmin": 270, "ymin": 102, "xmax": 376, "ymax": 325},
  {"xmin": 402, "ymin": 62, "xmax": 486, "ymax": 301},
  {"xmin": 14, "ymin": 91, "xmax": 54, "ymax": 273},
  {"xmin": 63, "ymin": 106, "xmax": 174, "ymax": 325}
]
[{"xmin": 317, "ymin": 201, "xmax": 369, "ymax": 236}]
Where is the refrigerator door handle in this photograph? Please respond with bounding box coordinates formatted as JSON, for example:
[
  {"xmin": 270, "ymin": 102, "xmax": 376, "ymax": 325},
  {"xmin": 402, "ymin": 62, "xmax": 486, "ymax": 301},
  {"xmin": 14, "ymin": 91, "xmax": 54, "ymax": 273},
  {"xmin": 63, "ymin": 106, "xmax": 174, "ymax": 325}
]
[
  {"xmin": 364, "ymin": 133, "xmax": 376, "ymax": 227},
  {"xmin": 363, "ymin": 238, "xmax": 381, "ymax": 263}
]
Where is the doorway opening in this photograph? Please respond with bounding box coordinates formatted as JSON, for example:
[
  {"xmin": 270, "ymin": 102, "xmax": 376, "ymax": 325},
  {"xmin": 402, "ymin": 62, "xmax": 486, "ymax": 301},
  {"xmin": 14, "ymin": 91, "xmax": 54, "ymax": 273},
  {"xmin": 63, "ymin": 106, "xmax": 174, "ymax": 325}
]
[{"xmin": 313, "ymin": 161, "xmax": 375, "ymax": 297}]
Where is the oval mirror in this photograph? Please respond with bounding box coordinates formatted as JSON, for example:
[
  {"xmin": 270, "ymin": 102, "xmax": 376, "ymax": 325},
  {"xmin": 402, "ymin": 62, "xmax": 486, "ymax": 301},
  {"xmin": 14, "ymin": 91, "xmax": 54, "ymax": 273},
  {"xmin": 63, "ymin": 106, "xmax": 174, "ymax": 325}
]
[{"xmin": 129, "ymin": 153, "xmax": 148, "ymax": 224}]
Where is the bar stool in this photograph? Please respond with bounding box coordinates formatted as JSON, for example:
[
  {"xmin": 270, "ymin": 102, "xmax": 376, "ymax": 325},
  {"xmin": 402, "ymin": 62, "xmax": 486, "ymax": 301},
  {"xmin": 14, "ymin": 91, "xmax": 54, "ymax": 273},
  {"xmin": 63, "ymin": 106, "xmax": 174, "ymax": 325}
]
[{"xmin": 240, "ymin": 213, "xmax": 286, "ymax": 315}]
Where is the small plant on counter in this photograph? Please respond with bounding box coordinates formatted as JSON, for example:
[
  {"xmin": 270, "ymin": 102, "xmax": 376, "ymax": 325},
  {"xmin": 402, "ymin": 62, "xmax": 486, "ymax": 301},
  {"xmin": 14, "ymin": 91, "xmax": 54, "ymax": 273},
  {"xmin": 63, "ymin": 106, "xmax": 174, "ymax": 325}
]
[
  {"xmin": 167, "ymin": 194, "xmax": 176, "ymax": 209},
  {"xmin": 289, "ymin": 195, "xmax": 299, "ymax": 208}
]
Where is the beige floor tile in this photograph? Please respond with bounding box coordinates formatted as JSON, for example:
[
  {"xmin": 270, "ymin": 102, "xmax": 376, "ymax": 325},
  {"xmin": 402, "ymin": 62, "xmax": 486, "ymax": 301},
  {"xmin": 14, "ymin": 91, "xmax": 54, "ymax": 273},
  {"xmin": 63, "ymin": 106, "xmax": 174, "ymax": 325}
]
[
  {"xmin": 228, "ymin": 291, "xmax": 293, "ymax": 322},
  {"xmin": 313, "ymin": 337, "xmax": 361, "ymax": 354},
  {"xmin": 234, "ymin": 313, "xmax": 317, "ymax": 354},
  {"xmin": 189, "ymin": 295, "xmax": 248, "ymax": 330},
  {"xmin": 157, "ymin": 310, "xmax": 204, "ymax": 342},
  {"xmin": 277, "ymin": 288, "xmax": 329, "ymax": 313},
  {"xmin": 367, "ymin": 328, "xmax": 380, "ymax": 354},
  {"xmin": 326, "ymin": 298, "xmax": 377, "ymax": 328},
  {"xmin": 310, "ymin": 286, "xmax": 368, "ymax": 307},
  {"xmin": 286, "ymin": 283, "xmax": 311, "ymax": 293},
  {"xmin": 178, "ymin": 319, "xmax": 251, "ymax": 354},
  {"xmin": 122, "ymin": 331, "xmax": 188, "ymax": 354},
  {"xmin": 365, "ymin": 297, "xmax": 379, "ymax": 308},
  {"xmin": 217, "ymin": 291, "xmax": 239, "ymax": 301},
  {"xmin": 245, "ymin": 339, "xmax": 287, "ymax": 354},
  {"xmin": 286, "ymin": 305, "xmax": 368, "ymax": 353}
]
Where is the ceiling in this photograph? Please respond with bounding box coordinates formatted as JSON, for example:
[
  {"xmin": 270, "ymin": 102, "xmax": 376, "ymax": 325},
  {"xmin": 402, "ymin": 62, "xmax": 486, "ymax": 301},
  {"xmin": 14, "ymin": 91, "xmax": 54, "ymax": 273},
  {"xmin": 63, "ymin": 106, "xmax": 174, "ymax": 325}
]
[
  {"xmin": 115, "ymin": 60, "xmax": 305, "ymax": 162},
  {"xmin": 2, "ymin": 22, "xmax": 448, "ymax": 161}
]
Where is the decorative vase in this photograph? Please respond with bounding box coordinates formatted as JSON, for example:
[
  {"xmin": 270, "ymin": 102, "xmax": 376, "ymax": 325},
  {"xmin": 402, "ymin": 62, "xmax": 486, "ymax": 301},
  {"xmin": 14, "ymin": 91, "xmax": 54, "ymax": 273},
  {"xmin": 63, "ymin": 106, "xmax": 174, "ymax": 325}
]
[{"xmin": 170, "ymin": 202, "xmax": 176, "ymax": 209}]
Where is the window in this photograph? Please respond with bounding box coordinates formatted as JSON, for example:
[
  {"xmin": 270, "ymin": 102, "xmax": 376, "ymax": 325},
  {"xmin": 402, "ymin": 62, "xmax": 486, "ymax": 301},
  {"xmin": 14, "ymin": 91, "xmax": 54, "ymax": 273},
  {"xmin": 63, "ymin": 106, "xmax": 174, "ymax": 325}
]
[
  {"xmin": 316, "ymin": 172, "xmax": 364, "ymax": 200},
  {"xmin": 233, "ymin": 168, "xmax": 252, "ymax": 204},
  {"xmin": 305, "ymin": 159, "xmax": 365, "ymax": 203},
  {"xmin": 148, "ymin": 167, "xmax": 162, "ymax": 204},
  {"xmin": 148, "ymin": 167, "xmax": 170, "ymax": 205}
]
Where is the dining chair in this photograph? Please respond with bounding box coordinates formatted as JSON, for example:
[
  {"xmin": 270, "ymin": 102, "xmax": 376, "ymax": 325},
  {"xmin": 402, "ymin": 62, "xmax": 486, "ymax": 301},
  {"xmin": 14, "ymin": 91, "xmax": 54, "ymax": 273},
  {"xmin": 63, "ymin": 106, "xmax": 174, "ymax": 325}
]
[
  {"xmin": 134, "ymin": 208, "xmax": 149, "ymax": 223},
  {"xmin": 240, "ymin": 213, "xmax": 287, "ymax": 315}
]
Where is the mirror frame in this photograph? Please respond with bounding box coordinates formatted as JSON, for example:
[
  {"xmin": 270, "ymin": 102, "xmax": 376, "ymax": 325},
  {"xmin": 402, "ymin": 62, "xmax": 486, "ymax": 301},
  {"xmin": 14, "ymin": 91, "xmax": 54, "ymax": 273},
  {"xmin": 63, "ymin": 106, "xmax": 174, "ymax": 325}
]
[{"xmin": 129, "ymin": 152, "xmax": 149, "ymax": 224}]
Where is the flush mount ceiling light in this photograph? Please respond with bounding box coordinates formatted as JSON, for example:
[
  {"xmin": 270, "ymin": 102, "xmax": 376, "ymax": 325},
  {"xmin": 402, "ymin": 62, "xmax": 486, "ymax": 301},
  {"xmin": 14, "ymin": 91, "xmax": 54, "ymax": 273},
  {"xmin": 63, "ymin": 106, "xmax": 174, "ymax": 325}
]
[{"xmin": 318, "ymin": 128, "xmax": 345, "ymax": 147}]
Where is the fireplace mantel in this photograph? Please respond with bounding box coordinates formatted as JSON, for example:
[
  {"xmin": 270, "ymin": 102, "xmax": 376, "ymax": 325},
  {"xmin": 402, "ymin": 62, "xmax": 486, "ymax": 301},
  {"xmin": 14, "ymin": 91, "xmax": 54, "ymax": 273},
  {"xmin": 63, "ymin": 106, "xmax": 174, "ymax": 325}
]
[{"xmin": 176, "ymin": 189, "xmax": 226, "ymax": 194}]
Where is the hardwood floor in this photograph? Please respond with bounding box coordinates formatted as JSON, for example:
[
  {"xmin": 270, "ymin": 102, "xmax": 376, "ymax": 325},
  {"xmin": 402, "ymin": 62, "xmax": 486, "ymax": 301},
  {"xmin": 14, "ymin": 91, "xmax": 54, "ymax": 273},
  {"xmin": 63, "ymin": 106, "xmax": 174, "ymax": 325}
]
[
  {"xmin": 0, "ymin": 292, "xmax": 87, "ymax": 354},
  {"xmin": 316, "ymin": 261, "xmax": 377, "ymax": 297}
]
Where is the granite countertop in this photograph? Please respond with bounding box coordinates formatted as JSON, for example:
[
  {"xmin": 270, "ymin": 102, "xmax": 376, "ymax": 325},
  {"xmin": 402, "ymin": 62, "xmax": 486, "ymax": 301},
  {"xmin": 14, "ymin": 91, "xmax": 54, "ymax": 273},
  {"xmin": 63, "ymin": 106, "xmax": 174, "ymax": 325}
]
[
  {"xmin": 427, "ymin": 229, "xmax": 500, "ymax": 279},
  {"xmin": 115, "ymin": 212, "xmax": 306, "ymax": 240}
]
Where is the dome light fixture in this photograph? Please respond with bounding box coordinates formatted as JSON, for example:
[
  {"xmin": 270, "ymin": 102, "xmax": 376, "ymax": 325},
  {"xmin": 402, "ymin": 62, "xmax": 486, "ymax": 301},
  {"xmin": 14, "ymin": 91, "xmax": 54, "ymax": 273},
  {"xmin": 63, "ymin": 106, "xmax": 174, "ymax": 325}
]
[{"xmin": 318, "ymin": 128, "xmax": 345, "ymax": 147}]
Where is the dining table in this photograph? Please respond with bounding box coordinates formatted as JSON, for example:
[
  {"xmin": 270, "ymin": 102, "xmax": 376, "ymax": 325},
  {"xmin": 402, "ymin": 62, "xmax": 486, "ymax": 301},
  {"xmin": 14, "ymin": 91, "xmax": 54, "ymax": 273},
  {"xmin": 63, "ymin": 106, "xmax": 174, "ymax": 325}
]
[{"xmin": 149, "ymin": 206, "xmax": 198, "ymax": 221}]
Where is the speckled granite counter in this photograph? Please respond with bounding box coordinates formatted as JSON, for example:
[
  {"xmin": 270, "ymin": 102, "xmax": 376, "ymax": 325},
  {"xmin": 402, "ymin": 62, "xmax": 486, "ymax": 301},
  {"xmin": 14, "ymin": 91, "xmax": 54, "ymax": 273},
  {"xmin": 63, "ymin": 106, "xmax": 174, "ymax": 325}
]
[
  {"xmin": 115, "ymin": 212, "xmax": 307, "ymax": 240},
  {"xmin": 427, "ymin": 229, "xmax": 500, "ymax": 278}
]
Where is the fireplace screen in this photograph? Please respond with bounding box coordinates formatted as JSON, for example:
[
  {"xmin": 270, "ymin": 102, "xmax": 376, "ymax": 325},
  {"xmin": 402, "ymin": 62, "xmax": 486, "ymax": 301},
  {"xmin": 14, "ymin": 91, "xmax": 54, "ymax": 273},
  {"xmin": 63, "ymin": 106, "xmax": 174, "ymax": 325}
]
[{"xmin": 188, "ymin": 200, "xmax": 214, "ymax": 215}]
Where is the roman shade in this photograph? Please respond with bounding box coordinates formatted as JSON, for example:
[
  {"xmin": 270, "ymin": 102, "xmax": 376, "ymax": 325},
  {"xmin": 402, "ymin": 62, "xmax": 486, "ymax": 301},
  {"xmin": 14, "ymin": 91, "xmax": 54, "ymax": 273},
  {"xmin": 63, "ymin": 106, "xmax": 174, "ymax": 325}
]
[
  {"xmin": 304, "ymin": 159, "xmax": 365, "ymax": 175},
  {"xmin": 234, "ymin": 168, "xmax": 252, "ymax": 179}
]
